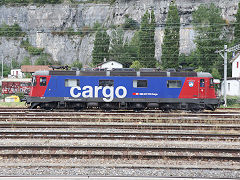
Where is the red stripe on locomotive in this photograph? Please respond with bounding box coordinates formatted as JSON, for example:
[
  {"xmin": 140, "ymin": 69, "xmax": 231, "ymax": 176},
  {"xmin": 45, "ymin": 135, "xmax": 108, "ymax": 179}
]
[{"xmin": 179, "ymin": 77, "xmax": 216, "ymax": 99}]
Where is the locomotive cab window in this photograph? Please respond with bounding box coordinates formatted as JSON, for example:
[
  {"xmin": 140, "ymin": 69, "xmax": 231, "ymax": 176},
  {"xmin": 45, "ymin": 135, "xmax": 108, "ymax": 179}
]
[
  {"xmin": 99, "ymin": 80, "xmax": 114, "ymax": 87},
  {"xmin": 133, "ymin": 80, "xmax": 148, "ymax": 88},
  {"xmin": 200, "ymin": 79, "xmax": 205, "ymax": 87},
  {"xmin": 32, "ymin": 76, "xmax": 37, "ymax": 86},
  {"xmin": 167, "ymin": 80, "xmax": 182, "ymax": 88},
  {"xmin": 40, "ymin": 77, "xmax": 47, "ymax": 86},
  {"xmin": 210, "ymin": 78, "xmax": 214, "ymax": 88},
  {"xmin": 65, "ymin": 79, "xmax": 80, "ymax": 87}
]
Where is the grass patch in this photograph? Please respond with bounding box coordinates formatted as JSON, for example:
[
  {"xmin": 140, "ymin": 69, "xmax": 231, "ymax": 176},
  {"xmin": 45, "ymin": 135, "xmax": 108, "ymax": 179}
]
[
  {"xmin": 0, "ymin": 102, "xmax": 26, "ymax": 108},
  {"xmin": 219, "ymin": 96, "xmax": 240, "ymax": 108},
  {"xmin": 51, "ymin": 26, "xmax": 92, "ymax": 37},
  {"xmin": 220, "ymin": 104, "xmax": 240, "ymax": 108}
]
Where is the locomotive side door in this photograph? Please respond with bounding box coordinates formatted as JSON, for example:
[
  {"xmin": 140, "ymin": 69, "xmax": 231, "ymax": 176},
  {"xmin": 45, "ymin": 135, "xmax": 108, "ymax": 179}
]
[
  {"xmin": 199, "ymin": 79, "xmax": 206, "ymax": 98},
  {"xmin": 47, "ymin": 76, "xmax": 56, "ymax": 97}
]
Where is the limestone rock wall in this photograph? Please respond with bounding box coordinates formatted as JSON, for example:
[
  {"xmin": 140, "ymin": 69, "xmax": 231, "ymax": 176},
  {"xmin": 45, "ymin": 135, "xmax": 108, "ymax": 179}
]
[{"xmin": 0, "ymin": 0, "xmax": 239, "ymax": 65}]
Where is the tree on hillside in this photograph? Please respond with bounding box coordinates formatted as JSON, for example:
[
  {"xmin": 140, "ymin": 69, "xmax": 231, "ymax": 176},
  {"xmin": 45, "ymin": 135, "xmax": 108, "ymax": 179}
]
[
  {"xmin": 0, "ymin": 64, "xmax": 10, "ymax": 77},
  {"xmin": 21, "ymin": 57, "xmax": 31, "ymax": 65},
  {"xmin": 178, "ymin": 51, "xmax": 200, "ymax": 69},
  {"xmin": 235, "ymin": 2, "xmax": 240, "ymax": 43},
  {"xmin": 71, "ymin": 60, "xmax": 82, "ymax": 70},
  {"xmin": 192, "ymin": 3, "xmax": 226, "ymax": 75},
  {"xmin": 34, "ymin": 54, "xmax": 53, "ymax": 65},
  {"xmin": 92, "ymin": 28, "xmax": 110, "ymax": 65},
  {"xmin": 123, "ymin": 31, "xmax": 140, "ymax": 67},
  {"xmin": 138, "ymin": 10, "xmax": 156, "ymax": 68},
  {"xmin": 130, "ymin": 60, "xmax": 143, "ymax": 70},
  {"xmin": 161, "ymin": 1, "xmax": 180, "ymax": 70},
  {"xmin": 12, "ymin": 59, "xmax": 20, "ymax": 69},
  {"xmin": 109, "ymin": 28, "xmax": 126, "ymax": 64}
]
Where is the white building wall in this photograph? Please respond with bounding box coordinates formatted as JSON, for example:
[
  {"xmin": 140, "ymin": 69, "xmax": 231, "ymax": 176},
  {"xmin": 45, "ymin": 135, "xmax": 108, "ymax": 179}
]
[
  {"xmin": 221, "ymin": 80, "xmax": 240, "ymax": 96},
  {"xmin": 99, "ymin": 61, "xmax": 123, "ymax": 70},
  {"xmin": 10, "ymin": 69, "xmax": 23, "ymax": 78},
  {"xmin": 232, "ymin": 56, "xmax": 240, "ymax": 78}
]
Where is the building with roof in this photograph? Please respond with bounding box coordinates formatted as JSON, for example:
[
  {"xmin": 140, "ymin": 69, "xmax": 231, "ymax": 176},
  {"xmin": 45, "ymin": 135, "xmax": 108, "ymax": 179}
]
[
  {"xmin": 21, "ymin": 65, "xmax": 53, "ymax": 73},
  {"xmin": 221, "ymin": 53, "xmax": 240, "ymax": 96},
  {"xmin": 97, "ymin": 61, "xmax": 123, "ymax": 70},
  {"xmin": 10, "ymin": 69, "xmax": 23, "ymax": 78}
]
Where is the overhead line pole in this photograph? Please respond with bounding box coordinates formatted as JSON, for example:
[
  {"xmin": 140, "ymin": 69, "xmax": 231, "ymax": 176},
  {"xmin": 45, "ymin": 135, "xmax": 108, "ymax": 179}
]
[
  {"xmin": 223, "ymin": 45, "xmax": 227, "ymax": 107},
  {"xmin": 216, "ymin": 43, "xmax": 240, "ymax": 107},
  {"xmin": 1, "ymin": 53, "xmax": 3, "ymax": 79}
]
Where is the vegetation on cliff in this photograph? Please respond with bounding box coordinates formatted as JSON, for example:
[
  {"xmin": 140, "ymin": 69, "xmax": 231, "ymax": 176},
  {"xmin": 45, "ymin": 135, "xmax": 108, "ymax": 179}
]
[{"xmin": 161, "ymin": 1, "xmax": 180, "ymax": 70}]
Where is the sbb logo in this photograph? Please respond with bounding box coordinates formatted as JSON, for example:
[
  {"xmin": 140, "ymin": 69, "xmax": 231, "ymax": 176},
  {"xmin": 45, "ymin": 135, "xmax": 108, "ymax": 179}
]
[{"xmin": 70, "ymin": 86, "xmax": 127, "ymax": 102}]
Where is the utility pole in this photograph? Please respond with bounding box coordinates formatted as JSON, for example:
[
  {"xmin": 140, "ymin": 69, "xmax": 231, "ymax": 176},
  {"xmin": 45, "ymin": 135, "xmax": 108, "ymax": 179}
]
[
  {"xmin": 223, "ymin": 45, "xmax": 227, "ymax": 107},
  {"xmin": 1, "ymin": 54, "xmax": 3, "ymax": 79},
  {"xmin": 216, "ymin": 43, "xmax": 240, "ymax": 107}
]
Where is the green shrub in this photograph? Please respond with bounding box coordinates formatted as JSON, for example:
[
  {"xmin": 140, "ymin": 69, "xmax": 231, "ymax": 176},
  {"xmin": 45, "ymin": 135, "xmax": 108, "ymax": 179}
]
[
  {"xmin": 71, "ymin": 60, "xmax": 82, "ymax": 70},
  {"xmin": 109, "ymin": 0, "xmax": 115, "ymax": 5},
  {"xmin": 16, "ymin": 92, "xmax": 25, "ymax": 100},
  {"xmin": 93, "ymin": 22, "xmax": 102, "ymax": 31},
  {"xmin": 226, "ymin": 96, "xmax": 240, "ymax": 106},
  {"xmin": 21, "ymin": 39, "xmax": 44, "ymax": 56},
  {"xmin": 0, "ymin": 23, "xmax": 25, "ymax": 37},
  {"xmin": 1, "ymin": 0, "xmax": 62, "ymax": 5},
  {"xmin": 122, "ymin": 17, "xmax": 139, "ymax": 30},
  {"xmin": 130, "ymin": 60, "xmax": 143, "ymax": 71},
  {"xmin": 52, "ymin": 26, "xmax": 91, "ymax": 37},
  {"xmin": 32, "ymin": 0, "xmax": 62, "ymax": 4},
  {"xmin": 27, "ymin": 46, "xmax": 44, "ymax": 56},
  {"xmin": 35, "ymin": 54, "xmax": 54, "ymax": 65}
]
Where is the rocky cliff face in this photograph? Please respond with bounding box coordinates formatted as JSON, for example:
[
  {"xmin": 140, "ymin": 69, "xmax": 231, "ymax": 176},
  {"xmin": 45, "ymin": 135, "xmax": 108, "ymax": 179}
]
[{"xmin": 0, "ymin": 0, "xmax": 239, "ymax": 66}]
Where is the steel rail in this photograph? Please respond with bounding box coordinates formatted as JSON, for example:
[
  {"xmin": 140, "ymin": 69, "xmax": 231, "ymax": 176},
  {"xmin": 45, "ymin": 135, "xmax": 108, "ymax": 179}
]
[
  {"xmin": 0, "ymin": 107, "xmax": 240, "ymax": 113},
  {"xmin": 0, "ymin": 145, "xmax": 240, "ymax": 161},
  {"xmin": 0, "ymin": 131, "xmax": 240, "ymax": 141},
  {"xmin": 0, "ymin": 122, "xmax": 240, "ymax": 130},
  {"xmin": 1, "ymin": 116, "xmax": 240, "ymax": 125},
  {"xmin": 2, "ymin": 111, "xmax": 240, "ymax": 117}
]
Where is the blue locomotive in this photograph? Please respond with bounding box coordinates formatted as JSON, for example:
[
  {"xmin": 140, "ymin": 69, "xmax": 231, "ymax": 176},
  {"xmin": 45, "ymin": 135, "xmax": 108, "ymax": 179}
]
[{"xmin": 24, "ymin": 68, "xmax": 221, "ymax": 112}]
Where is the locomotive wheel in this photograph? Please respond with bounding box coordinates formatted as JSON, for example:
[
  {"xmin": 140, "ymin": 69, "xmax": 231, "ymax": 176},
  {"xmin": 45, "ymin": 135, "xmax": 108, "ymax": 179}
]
[
  {"xmin": 190, "ymin": 108, "xmax": 200, "ymax": 113},
  {"xmin": 162, "ymin": 109, "xmax": 171, "ymax": 113},
  {"xmin": 30, "ymin": 103, "xmax": 40, "ymax": 109},
  {"xmin": 104, "ymin": 109, "xmax": 111, "ymax": 112},
  {"xmin": 40, "ymin": 102, "xmax": 57, "ymax": 110},
  {"xmin": 100, "ymin": 103, "xmax": 117, "ymax": 112},
  {"xmin": 130, "ymin": 103, "xmax": 146, "ymax": 112},
  {"xmin": 134, "ymin": 109, "xmax": 142, "ymax": 113},
  {"xmin": 211, "ymin": 106, "xmax": 217, "ymax": 111}
]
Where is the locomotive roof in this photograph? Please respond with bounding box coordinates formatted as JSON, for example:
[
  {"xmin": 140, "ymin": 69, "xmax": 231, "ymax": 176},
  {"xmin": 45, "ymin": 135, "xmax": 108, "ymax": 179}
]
[{"xmin": 33, "ymin": 70, "xmax": 213, "ymax": 78}]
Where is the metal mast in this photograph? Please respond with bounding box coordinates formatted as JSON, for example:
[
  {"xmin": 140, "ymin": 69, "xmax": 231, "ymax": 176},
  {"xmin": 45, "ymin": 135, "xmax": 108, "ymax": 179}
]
[{"xmin": 216, "ymin": 43, "xmax": 240, "ymax": 107}]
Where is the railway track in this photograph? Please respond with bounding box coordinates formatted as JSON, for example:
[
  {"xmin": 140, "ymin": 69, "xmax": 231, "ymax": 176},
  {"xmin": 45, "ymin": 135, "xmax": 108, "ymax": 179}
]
[
  {"xmin": 0, "ymin": 107, "xmax": 240, "ymax": 114},
  {"xmin": 1, "ymin": 131, "xmax": 240, "ymax": 141},
  {"xmin": 1, "ymin": 145, "xmax": 240, "ymax": 161},
  {"xmin": 0, "ymin": 115, "xmax": 240, "ymax": 125},
  {"xmin": 2, "ymin": 111, "xmax": 240, "ymax": 117},
  {"xmin": 0, "ymin": 107, "xmax": 239, "ymax": 177},
  {"xmin": 1, "ymin": 121, "xmax": 240, "ymax": 130}
]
